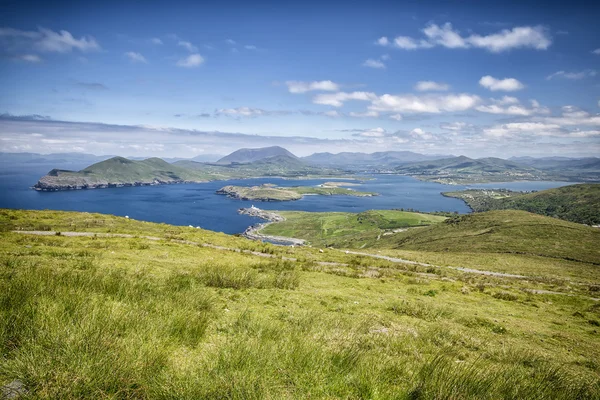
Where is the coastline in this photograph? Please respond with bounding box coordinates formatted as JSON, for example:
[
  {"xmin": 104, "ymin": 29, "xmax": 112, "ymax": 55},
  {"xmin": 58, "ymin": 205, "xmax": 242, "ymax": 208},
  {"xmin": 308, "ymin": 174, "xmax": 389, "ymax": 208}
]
[{"xmin": 238, "ymin": 207, "xmax": 305, "ymax": 246}]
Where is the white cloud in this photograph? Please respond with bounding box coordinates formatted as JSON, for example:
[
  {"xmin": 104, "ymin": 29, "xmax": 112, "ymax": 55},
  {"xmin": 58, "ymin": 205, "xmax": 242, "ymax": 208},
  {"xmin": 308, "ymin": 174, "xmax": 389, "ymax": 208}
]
[
  {"xmin": 322, "ymin": 110, "xmax": 341, "ymax": 118},
  {"xmin": 150, "ymin": 38, "xmax": 163, "ymax": 45},
  {"xmin": 390, "ymin": 114, "xmax": 403, "ymax": 121},
  {"xmin": 409, "ymin": 128, "xmax": 435, "ymax": 140},
  {"xmin": 440, "ymin": 122, "xmax": 468, "ymax": 131},
  {"xmin": 546, "ymin": 69, "xmax": 597, "ymax": 80},
  {"xmin": 368, "ymin": 93, "xmax": 481, "ymax": 113},
  {"xmin": 414, "ymin": 81, "xmax": 450, "ymax": 91},
  {"xmin": 244, "ymin": 45, "xmax": 257, "ymax": 50},
  {"xmin": 542, "ymin": 106, "xmax": 600, "ymax": 126},
  {"xmin": 376, "ymin": 37, "xmax": 389, "ymax": 46},
  {"xmin": 476, "ymin": 98, "xmax": 548, "ymax": 116},
  {"xmin": 178, "ymin": 41, "xmax": 198, "ymax": 52},
  {"xmin": 14, "ymin": 54, "xmax": 41, "ymax": 63},
  {"xmin": 592, "ymin": 48, "xmax": 600, "ymax": 55},
  {"xmin": 348, "ymin": 111, "xmax": 379, "ymax": 118},
  {"xmin": 363, "ymin": 59, "xmax": 386, "ymax": 69},
  {"xmin": 225, "ymin": 39, "xmax": 236, "ymax": 45},
  {"xmin": 313, "ymin": 91, "xmax": 376, "ymax": 107},
  {"xmin": 356, "ymin": 127, "xmax": 387, "ymax": 137},
  {"xmin": 380, "ymin": 23, "xmax": 551, "ymax": 53},
  {"xmin": 381, "ymin": 54, "xmax": 390, "ymax": 60},
  {"xmin": 124, "ymin": 52, "xmax": 147, "ymax": 63},
  {"xmin": 176, "ymin": 54, "xmax": 204, "ymax": 67},
  {"xmin": 0, "ymin": 27, "xmax": 100, "ymax": 53},
  {"xmin": 479, "ymin": 75, "xmax": 524, "ymax": 91},
  {"xmin": 216, "ymin": 107, "xmax": 267, "ymax": 117},
  {"xmin": 286, "ymin": 80, "xmax": 340, "ymax": 94}
]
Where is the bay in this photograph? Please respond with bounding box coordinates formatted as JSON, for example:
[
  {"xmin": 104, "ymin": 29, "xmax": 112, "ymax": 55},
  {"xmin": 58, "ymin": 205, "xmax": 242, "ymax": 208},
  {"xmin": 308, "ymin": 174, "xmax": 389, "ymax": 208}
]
[{"xmin": 0, "ymin": 163, "xmax": 576, "ymax": 234}]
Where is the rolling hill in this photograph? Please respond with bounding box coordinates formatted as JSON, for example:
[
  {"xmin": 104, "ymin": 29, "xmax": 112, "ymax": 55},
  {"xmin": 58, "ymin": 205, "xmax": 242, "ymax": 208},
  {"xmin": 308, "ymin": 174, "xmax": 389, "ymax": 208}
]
[
  {"xmin": 33, "ymin": 157, "xmax": 211, "ymax": 191},
  {"xmin": 2, "ymin": 208, "xmax": 599, "ymax": 398},
  {"xmin": 443, "ymin": 183, "xmax": 600, "ymax": 225},
  {"xmin": 374, "ymin": 210, "xmax": 600, "ymax": 264},
  {"xmin": 393, "ymin": 156, "xmax": 546, "ymax": 183}
]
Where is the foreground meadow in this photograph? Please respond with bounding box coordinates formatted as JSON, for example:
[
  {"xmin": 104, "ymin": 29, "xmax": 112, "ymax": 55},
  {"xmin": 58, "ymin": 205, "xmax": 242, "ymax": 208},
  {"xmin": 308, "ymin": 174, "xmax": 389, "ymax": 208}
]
[{"xmin": 1, "ymin": 209, "xmax": 599, "ymax": 399}]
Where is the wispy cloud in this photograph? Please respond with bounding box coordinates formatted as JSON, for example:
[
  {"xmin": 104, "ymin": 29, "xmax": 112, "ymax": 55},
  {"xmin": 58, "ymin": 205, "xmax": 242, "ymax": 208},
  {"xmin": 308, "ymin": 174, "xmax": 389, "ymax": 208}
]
[
  {"xmin": 377, "ymin": 23, "xmax": 551, "ymax": 52},
  {"xmin": 12, "ymin": 54, "xmax": 41, "ymax": 63},
  {"xmin": 178, "ymin": 40, "xmax": 198, "ymax": 52},
  {"xmin": 75, "ymin": 81, "xmax": 108, "ymax": 90},
  {"xmin": 546, "ymin": 69, "xmax": 597, "ymax": 80},
  {"xmin": 414, "ymin": 81, "xmax": 450, "ymax": 91},
  {"xmin": 150, "ymin": 37, "xmax": 163, "ymax": 45},
  {"xmin": 362, "ymin": 58, "xmax": 386, "ymax": 69},
  {"xmin": 124, "ymin": 51, "xmax": 147, "ymax": 63},
  {"xmin": 0, "ymin": 27, "xmax": 100, "ymax": 55},
  {"xmin": 176, "ymin": 54, "xmax": 204, "ymax": 67},
  {"xmin": 286, "ymin": 80, "xmax": 340, "ymax": 94}
]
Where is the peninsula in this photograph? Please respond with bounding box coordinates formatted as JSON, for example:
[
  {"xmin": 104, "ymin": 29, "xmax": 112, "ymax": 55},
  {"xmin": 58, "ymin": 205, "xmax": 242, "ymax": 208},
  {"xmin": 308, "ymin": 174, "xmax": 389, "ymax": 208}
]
[{"xmin": 216, "ymin": 183, "xmax": 378, "ymax": 201}]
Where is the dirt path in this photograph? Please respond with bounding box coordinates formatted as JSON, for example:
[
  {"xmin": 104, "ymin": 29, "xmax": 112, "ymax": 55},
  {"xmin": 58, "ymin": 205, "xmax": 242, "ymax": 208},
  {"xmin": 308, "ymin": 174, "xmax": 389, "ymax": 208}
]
[{"xmin": 11, "ymin": 230, "xmax": 598, "ymax": 301}]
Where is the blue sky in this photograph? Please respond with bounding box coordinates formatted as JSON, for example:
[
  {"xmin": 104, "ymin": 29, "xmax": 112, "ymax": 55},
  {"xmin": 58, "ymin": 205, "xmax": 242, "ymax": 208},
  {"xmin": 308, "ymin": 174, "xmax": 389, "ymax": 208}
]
[{"xmin": 0, "ymin": 0, "xmax": 599, "ymax": 157}]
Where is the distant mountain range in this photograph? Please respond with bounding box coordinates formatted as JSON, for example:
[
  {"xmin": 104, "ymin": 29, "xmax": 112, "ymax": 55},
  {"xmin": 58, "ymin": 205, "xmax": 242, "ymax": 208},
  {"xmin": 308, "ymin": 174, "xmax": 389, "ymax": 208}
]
[
  {"xmin": 301, "ymin": 151, "xmax": 452, "ymax": 169},
  {"xmin": 17, "ymin": 147, "xmax": 600, "ymax": 191}
]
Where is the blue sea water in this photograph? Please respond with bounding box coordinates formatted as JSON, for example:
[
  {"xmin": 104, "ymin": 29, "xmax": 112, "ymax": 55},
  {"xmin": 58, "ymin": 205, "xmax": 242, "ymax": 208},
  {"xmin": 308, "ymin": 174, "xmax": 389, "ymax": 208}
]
[{"xmin": 0, "ymin": 163, "xmax": 577, "ymax": 234}]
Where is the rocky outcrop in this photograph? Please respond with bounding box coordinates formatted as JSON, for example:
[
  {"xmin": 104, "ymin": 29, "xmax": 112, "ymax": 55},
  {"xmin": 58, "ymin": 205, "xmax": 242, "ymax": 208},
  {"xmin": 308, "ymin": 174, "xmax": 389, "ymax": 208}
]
[{"xmin": 238, "ymin": 207, "xmax": 305, "ymax": 246}]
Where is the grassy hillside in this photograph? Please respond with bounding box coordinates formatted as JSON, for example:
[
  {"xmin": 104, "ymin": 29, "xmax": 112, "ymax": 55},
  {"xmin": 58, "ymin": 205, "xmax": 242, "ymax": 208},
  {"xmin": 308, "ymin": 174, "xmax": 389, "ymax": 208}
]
[
  {"xmin": 1, "ymin": 209, "xmax": 600, "ymax": 398},
  {"xmin": 444, "ymin": 184, "xmax": 600, "ymax": 225},
  {"xmin": 260, "ymin": 210, "xmax": 447, "ymax": 247},
  {"xmin": 33, "ymin": 157, "xmax": 213, "ymax": 191},
  {"xmin": 374, "ymin": 210, "xmax": 600, "ymax": 264}
]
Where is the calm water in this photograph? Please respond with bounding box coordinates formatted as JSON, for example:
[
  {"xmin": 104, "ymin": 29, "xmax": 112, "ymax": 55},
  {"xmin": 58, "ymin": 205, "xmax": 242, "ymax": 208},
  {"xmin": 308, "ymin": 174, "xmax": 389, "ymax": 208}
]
[{"xmin": 0, "ymin": 163, "xmax": 577, "ymax": 234}]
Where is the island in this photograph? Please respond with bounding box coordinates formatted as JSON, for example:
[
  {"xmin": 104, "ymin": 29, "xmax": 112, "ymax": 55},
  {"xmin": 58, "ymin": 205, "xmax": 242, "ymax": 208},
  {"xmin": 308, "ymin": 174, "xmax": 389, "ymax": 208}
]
[
  {"xmin": 216, "ymin": 183, "xmax": 378, "ymax": 201},
  {"xmin": 32, "ymin": 146, "xmax": 350, "ymax": 192}
]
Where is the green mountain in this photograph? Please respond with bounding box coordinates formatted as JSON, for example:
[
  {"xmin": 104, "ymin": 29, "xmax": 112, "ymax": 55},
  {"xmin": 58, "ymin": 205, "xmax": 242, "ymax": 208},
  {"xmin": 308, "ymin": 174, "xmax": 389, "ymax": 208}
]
[
  {"xmin": 34, "ymin": 154, "xmax": 348, "ymax": 191},
  {"xmin": 175, "ymin": 155, "xmax": 344, "ymax": 178},
  {"xmin": 216, "ymin": 146, "xmax": 298, "ymax": 164},
  {"xmin": 33, "ymin": 156, "xmax": 211, "ymax": 191},
  {"xmin": 443, "ymin": 183, "xmax": 600, "ymax": 225}
]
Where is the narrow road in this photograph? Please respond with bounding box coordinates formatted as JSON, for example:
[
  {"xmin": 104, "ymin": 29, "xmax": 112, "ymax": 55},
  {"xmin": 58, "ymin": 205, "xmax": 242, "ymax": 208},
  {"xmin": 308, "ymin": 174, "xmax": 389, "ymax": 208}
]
[{"xmin": 11, "ymin": 230, "xmax": 598, "ymax": 302}]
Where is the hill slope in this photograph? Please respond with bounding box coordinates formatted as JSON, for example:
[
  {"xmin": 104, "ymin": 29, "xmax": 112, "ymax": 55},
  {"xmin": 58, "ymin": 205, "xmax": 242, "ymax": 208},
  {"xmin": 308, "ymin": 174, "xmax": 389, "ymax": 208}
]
[
  {"xmin": 216, "ymin": 146, "xmax": 297, "ymax": 164},
  {"xmin": 444, "ymin": 183, "xmax": 600, "ymax": 225},
  {"xmin": 374, "ymin": 210, "xmax": 600, "ymax": 264},
  {"xmin": 33, "ymin": 157, "xmax": 210, "ymax": 191},
  {"xmin": 1, "ymin": 208, "xmax": 599, "ymax": 398}
]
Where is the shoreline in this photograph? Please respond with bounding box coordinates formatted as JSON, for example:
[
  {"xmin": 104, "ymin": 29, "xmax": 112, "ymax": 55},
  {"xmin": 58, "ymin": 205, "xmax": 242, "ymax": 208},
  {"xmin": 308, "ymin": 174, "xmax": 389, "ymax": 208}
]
[{"xmin": 238, "ymin": 207, "xmax": 305, "ymax": 246}]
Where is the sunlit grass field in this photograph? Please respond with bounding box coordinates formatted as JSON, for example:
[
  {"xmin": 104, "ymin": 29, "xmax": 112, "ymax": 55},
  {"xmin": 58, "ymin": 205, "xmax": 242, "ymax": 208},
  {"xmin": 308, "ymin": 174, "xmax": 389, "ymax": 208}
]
[{"xmin": 1, "ymin": 209, "xmax": 599, "ymax": 399}]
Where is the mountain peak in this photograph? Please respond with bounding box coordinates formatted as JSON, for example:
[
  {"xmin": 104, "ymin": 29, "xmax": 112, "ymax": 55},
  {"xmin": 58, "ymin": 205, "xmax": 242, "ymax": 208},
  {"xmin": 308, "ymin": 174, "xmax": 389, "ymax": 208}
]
[{"xmin": 216, "ymin": 146, "xmax": 297, "ymax": 164}]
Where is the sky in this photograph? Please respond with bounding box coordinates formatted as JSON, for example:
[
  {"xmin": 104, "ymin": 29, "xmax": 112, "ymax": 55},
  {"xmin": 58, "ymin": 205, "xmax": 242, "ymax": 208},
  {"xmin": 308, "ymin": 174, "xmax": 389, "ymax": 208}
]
[{"xmin": 0, "ymin": 0, "xmax": 599, "ymax": 158}]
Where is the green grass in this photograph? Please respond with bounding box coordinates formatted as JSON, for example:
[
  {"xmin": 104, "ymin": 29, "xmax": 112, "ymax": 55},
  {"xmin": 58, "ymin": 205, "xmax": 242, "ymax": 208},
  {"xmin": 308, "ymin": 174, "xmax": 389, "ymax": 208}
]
[
  {"xmin": 260, "ymin": 210, "xmax": 446, "ymax": 248},
  {"xmin": 373, "ymin": 210, "xmax": 600, "ymax": 265},
  {"xmin": 444, "ymin": 183, "xmax": 600, "ymax": 225},
  {"xmin": 1, "ymin": 209, "xmax": 600, "ymax": 398}
]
